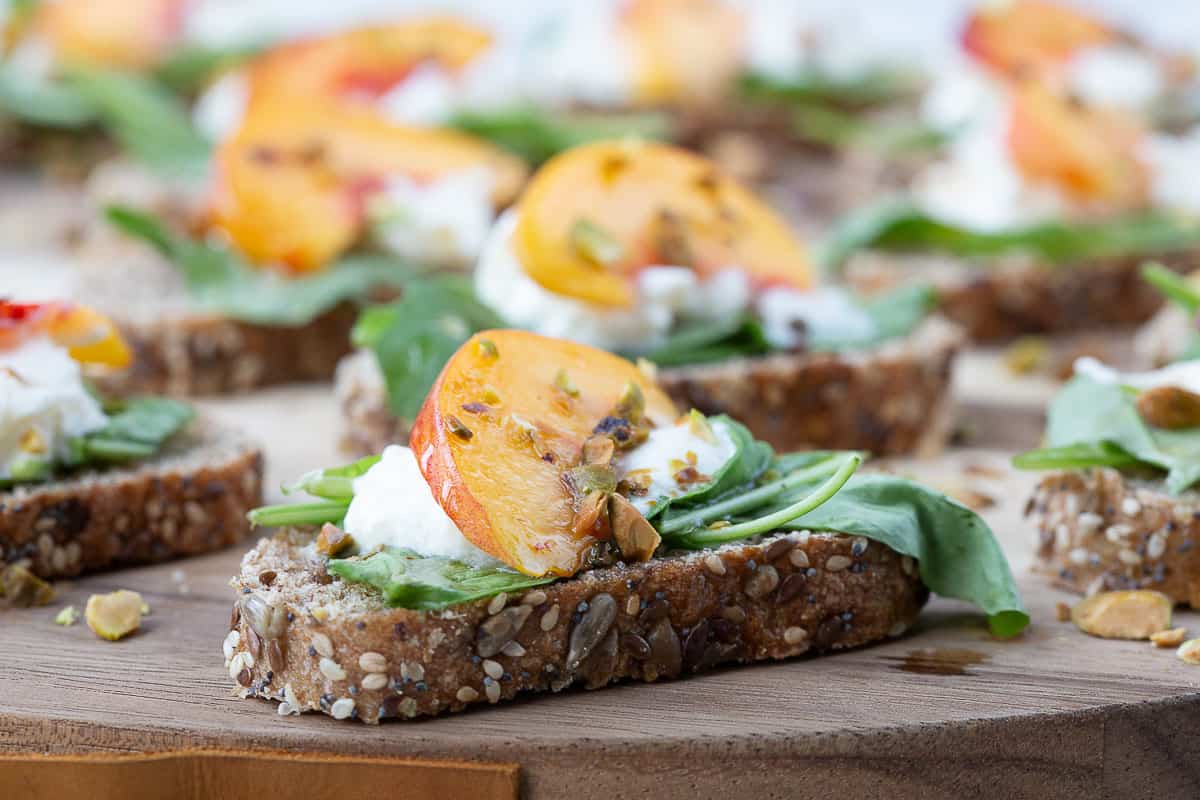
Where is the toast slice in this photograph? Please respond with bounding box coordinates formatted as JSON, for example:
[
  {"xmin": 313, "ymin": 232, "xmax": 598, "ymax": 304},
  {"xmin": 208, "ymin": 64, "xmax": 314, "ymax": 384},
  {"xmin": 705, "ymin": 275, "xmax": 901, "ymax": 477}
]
[
  {"xmin": 226, "ymin": 528, "xmax": 925, "ymax": 722},
  {"xmin": 1, "ymin": 419, "xmax": 262, "ymax": 579},
  {"xmin": 1027, "ymin": 468, "xmax": 1200, "ymax": 607},
  {"xmin": 335, "ymin": 316, "xmax": 962, "ymax": 458},
  {"xmin": 846, "ymin": 250, "xmax": 1200, "ymax": 342}
]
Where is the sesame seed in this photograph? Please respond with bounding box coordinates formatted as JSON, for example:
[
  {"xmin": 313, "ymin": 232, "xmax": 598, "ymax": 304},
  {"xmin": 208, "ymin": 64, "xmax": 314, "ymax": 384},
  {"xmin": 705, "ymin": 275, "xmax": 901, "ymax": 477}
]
[
  {"xmin": 456, "ymin": 686, "xmax": 480, "ymax": 703},
  {"xmin": 789, "ymin": 549, "xmax": 809, "ymax": 568},
  {"xmin": 1068, "ymin": 548, "xmax": 1088, "ymax": 565},
  {"xmin": 1118, "ymin": 549, "xmax": 1142, "ymax": 566},
  {"xmin": 704, "ymin": 554, "xmax": 726, "ymax": 576},
  {"xmin": 522, "ymin": 590, "xmax": 548, "ymax": 606},
  {"xmin": 1077, "ymin": 512, "xmax": 1103, "ymax": 535},
  {"xmin": 825, "ymin": 555, "xmax": 852, "ymax": 572},
  {"xmin": 783, "ymin": 627, "xmax": 807, "ymax": 645},
  {"xmin": 361, "ymin": 673, "xmax": 388, "ymax": 692},
  {"xmin": 487, "ymin": 593, "xmax": 509, "ymax": 615},
  {"xmin": 1147, "ymin": 533, "xmax": 1167, "ymax": 561},
  {"xmin": 311, "ymin": 632, "xmax": 333, "ymax": 658},
  {"xmin": 330, "ymin": 698, "xmax": 355, "ymax": 720},
  {"xmin": 318, "ymin": 658, "xmax": 346, "ymax": 681},
  {"xmin": 540, "ymin": 605, "xmax": 560, "ymax": 631},
  {"xmin": 501, "ymin": 641, "xmax": 526, "ymax": 658},
  {"xmin": 625, "ymin": 594, "xmax": 640, "ymax": 616},
  {"xmin": 1121, "ymin": 498, "xmax": 1142, "ymax": 516},
  {"xmin": 482, "ymin": 659, "xmax": 504, "ymax": 680}
]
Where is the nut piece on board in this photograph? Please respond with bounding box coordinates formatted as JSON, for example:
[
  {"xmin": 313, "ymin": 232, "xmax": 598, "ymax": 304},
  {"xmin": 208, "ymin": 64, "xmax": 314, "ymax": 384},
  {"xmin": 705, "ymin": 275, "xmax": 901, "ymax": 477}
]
[
  {"xmin": 1176, "ymin": 638, "xmax": 1200, "ymax": 664},
  {"xmin": 1150, "ymin": 628, "xmax": 1187, "ymax": 648},
  {"xmin": 1070, "ymin": 591, "xmax": 1171, "ymax": 640},
  {"xmin": 85, "ymin": 590, "xmax": 147, "ymax": 641}
]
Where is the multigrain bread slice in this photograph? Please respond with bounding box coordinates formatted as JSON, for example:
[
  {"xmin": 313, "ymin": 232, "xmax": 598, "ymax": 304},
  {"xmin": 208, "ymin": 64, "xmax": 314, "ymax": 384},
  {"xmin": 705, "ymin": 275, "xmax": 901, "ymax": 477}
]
[
  {"xmin": 846, "ymin": 250, "xmax": 1200, "ymax": 342},
  {"xmin": 1027, "ymin": 468, "xmax": 1200, "ymax": 607},
  {"xmin": 336, "ymin": 316, "xmax": 963, "ymax": 458},
  {"xmin": 1, "ymin": 420, "xmax": 263, "ymax": 579},
  {"xmin": 225, "ymin": 528, "xmax": 925, "ymax": 722}
]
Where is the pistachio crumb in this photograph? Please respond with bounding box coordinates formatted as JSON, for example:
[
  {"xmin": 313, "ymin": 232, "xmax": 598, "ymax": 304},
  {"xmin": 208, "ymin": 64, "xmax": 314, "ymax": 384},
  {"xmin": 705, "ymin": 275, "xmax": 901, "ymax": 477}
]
[{"xmin": 54, "ymin": 605, "xmax": 78, "ymax": 626}]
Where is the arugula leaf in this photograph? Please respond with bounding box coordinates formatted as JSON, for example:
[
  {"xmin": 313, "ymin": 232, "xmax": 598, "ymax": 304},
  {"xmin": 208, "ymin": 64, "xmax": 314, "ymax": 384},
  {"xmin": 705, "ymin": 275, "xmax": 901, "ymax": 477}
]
[
  {"xmin": 820, "ymin": 201, "xmax": 1200, "ymax": 272},
  {"xmin": 0, "ymin": 64, "xmax": 97, "ymax": 128},
  {"xmin": 328, "ymin": 547, "xmax": 552, "ymax": 610},
  {"xmin": 1143, "ymin": 261, "xmax": 1200, "ymax": 313},
  {"xmin": 107, "ymin": 206, "xmax": 411, "ymax": 326},
  {"xmin": 781, "ymin": 474, "xmax": 1029, "ymax": 638},
  {"xmin": 634, "ymin": 314, "xmax": 771, "ymax": 367},
  {"xmin": 352, "ymin": 278, "xmax": 506, "ymax": 419},
  {"xmin": 155, "ymin": 43, "xmax": 262, "ymax": 94},
  {"xmin": 64, "ymin": 68, "xmax": 211, "ymax": 177},
  {"xmin": 449, "ymin": 106, "xmax": 672, "ymax": 163},
  {"xmin": 791, "ymin": 105, "xmax": 949, "ymax": 155},
  {"xmin": 738, "ymin": 69, "xmax": 923, "ymax": 110},
  {"xmin": 68, "ymin": 396, "xmax": 193, "ymax": 464},
  {"xmin": 1015, "ymin": 375, "xmax": 1200, "ymax": 494}
]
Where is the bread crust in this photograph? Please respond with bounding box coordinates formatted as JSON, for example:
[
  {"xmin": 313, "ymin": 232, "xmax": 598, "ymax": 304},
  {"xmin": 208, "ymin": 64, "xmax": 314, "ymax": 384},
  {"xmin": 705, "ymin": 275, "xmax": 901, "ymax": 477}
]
[
  {"xmin": 847, "ymin": 251, "xmax": 1200, "ymax": 342},
  {"xmin": 1028, "ymin": 468, "xmax": 1200, "ymax": 607},
  {"xmin": 0, "ymin": 423, "xmax": 263, "ymax": 579},
  {"xmin": 335, "ymin": 317, "xmax": 961, "ymax": 458},
  {"xmin": 225, "ymin": 529, "xmax": 926, "ymax": 722}
]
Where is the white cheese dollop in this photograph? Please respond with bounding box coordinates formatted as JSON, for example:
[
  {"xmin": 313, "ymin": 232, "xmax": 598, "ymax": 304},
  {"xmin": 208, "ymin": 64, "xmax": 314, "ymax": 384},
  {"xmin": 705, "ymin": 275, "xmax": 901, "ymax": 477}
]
[
  {"xmin": 475, "ymin": 210, "xmax": 876, "ymax": 353},
  {"xmin": 1074, "ymin": 356, "xmax": 1200, "ymax": 395},
  {"xmin": 617, "ymin": 416, "xmax": 738, "ymax": 516},
  {"xmin": 1066, "ymin": 44, "xmax": 1165, "ymax": 114},
  {"xmin": 517, "ymin": 3, "xmax": 633, "ymax": 108},
  {"xmin": 0, "ymin": 337, "xmax": 109, "ymax": 480},
  {"xmin": 192, "ymin": 70, "xmax": 249, "ymax": 143},
  {"xmin": 342, "ymin": 445, "xmax": 501, "ymax": 567},
  {"xmin": 1142, "ymin": 125, "xmax": 1200, "ymax": 217},
  {"xmin": 369, "ymin": 167, "xmax": 496, "ymax": 266}
]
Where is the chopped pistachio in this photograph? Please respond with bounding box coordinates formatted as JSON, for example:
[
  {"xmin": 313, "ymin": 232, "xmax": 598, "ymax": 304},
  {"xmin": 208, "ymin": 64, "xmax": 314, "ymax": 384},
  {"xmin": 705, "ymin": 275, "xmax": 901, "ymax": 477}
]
[
  {"xmin": 571, "ymin": 490, "xmax": 610, "ymax": 539},
  {"xmin": 85, "ymin": 590, "xmax": 145, "ymax": 641},
  {"xmin": 8, "ymin": 455, "xmax": 49, "ymax": 482},
  {"xmin": 1003, "ymin": 337, "xmax": 1048, "ymax": 376},
  {"xmin": 554, "ymin": 368, "xmax": 580, "ymax": 398},
  {"xmin": 609, "ymin": 494, "xmax": 660, "ymax": 562},
  {"xmin": 482, "ymin": 385, "xmax": 502, "ymax": 405},
  {"xmin": 685, "ymin": 410, "xmax": 716, "ymax": 443},
  {"xmin": 582, "ymin": 435, "xmax": 616, "ymax": 467},
  {"xmin": 568, "ymin": 218, "xmax": 624, "ymax": 268},
  {"xmin": 316, "ymin": 523, "xmax": 354, "ymax": 557},
  {"xmin": 18, "ymin": 427, "xmax": 46, "ymax": 454},
  {"xmin": 636, "ymin": 357, "xmax": 658, "ymax": 381},
  {"xmin": 54, "ymin": 605, "xmax": 78, "ymax": 626},
  {"xmin": 476, "ymin": 338, "xmax": 499, "ymax": 359},
  {"xmin": 564, "ymin": 463, "xmax": 618, "ymax": 496},
  {"xmin": 445, "ymin": 414, "xmax": 474, "ymax": 440},
  {"xmin": 0, "ymin": 564, "xmax": 55, "ymax": 607},
  {"xmin": 613, "ymin": 381, "xmax": 645, "ymax": 423}
]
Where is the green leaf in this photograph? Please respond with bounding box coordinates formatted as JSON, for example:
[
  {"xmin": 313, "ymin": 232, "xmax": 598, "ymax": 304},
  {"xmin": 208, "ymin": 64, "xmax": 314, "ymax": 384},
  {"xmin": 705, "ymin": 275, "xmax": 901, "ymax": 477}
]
[
  {"xmin": 449, "ymin": 106, "xmax": 671, "ymax": 163},
  {"xmin": 64, "ymin": 68, "xmax": 211, "ymax": 177},
  {"xmin": 352, "ymin": 278, "xmax": 505, "ymax": 420},
  {"xmin": 66, "ymin": 396, "xmax": 193, "ymax": 466},
  {"xmin": 155, "ymin": 43, "xmax": 263, "ymax": 94},
  {"xmin": 634, "ymin": 313, "xmax": 771, "ymax": 367},
  {"xmin": 106, "ymin": 206, "xmax": 412, "ymax": 326},
  {"xmin": 820, "ymin": 201, "xmax": 1200, "ymax": 273},
  {"xmin": 782, "ymin": 474, "xmax": 1029, "ymax": 638},
  {"xmin": 0, "ymin": 64, "xmax": 97, "ymax": 128},
  {"xmin": 737, "ymin": 68, "xmax": 923, "ymax": 109},
  {"xmin": 1142, "ymin": 261, "xmax": 1200, "ymax": 314},
  {"xmin": 328, "ymin": 547, "xmax": 553, "ymax": 610},
  {"xmin": 248, "ymin": 500, "xmax": 350, "ymax": 529},
  {"xmin": 1016, "ymin": 375, "xmax": 1200, "ymax": 494},
  {"xmin": 282, "ymin": 454, "xmax": 382, "ymax": 501},
  {"xmin": 791, "ymin": 104, "xmax": 949, "ymax": 155}
]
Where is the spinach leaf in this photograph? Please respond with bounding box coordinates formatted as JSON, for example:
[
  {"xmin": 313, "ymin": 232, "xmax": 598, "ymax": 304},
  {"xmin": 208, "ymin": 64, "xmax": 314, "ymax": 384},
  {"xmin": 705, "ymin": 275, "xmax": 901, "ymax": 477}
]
[
  {"xmin": 352, "ymin": 278, "xmax": 506, "ymax": 420},
  {"xmin": 106, "ymin": 207, "xmax": 411, "ymax": 326},
  {"xmin": 1142, "ymin": 261, "xmax": 1200, "ymax": 314},
  {"xmin": 328, "ymin": 547, "xmax": 552, "ymax": 610},
  {"xmin": 641, "ymin": 415, "xmax": 773, "ymax": 522},
  {"xmin": 634, "ymin": 314, "xmax": 771, "ymax": 367},
  {"xmin": 0, "ymin": 64, "xmax": 97, "ymax": 128},
  {"xmin": 1015, "ymin": 375, "xmax": 1200, "ymax": 494},
  {"xmin": 737, "ymin": 68, "xmax": 923, "ymax": 109},
  {"xmin": 820, "ymin": 201, "xmax": 1200, "ymax": 272},
  {"xmin": 155, "ymin": 43, "xmax": 262, "ymax": 94},
  {"xmin": 449, "ymin": 106, "xmax": 672, "ymax": 163},
  {"xmin": 68, "ymin": 396, "xmax": 193, "ymax": 463},
  {"xmin": 791, "ymin": 105, "xmax": 949, "ymax": 155},
  {"xmin": 65, "ymin": 68, "xmax": 211, "ymax": 177},
  {"xmin": 780, "ymin": 473, "xmax": 1028, "ymax": 638}
]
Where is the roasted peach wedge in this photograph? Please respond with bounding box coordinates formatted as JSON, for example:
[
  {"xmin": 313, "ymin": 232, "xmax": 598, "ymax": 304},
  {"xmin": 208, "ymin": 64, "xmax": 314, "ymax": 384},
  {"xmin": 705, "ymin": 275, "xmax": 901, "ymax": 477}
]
[
  {"xmin": 410, "ymin": 329, "xmax": 677, "ymax": 577},
  {"xmin": 962, "ymin": 0, "xmax": 1112, "ymax": 78},
  {"xmin": 36, "ymin": 0, "xmax": 186, "ymax": 71},
  {"xmin": 513, "ymin": 140, "xmax": 810, "ymax": 307},
  {"xmin": 0, "ymin": 300, "xmax": 131, "ymax": 368},
  {"xmin": 207, "ymin": 101, "xmax": 528, "ymax": 272},
  {"xmin": 1007, "ymin": 81, "xmax": 1147, "ymax": 211},
  {"xmin": 622, "ymin": 0, "xmax": 744, "ymax": 106},
  {"xmin": 245, "ymin": 19, "xmax": 493, "ymax": 111}
]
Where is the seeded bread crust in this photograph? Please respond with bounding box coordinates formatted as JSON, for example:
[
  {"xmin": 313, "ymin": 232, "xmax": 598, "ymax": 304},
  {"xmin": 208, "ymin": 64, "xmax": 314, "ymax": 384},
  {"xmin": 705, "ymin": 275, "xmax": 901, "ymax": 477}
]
[
  {"xmin": 1027, "ymin": 468, "xmax": 1200, "ymax": 607},
  {"xmin": 0, "ymin": 421, "xmax": 263, "ymax": 579},
  {"xmin": 225, "ymin": 529, "xmax": 926, "ymax": 723},
  {"xmin": 846, "ymin": 250, "xmax": 1200, "ymax": 342},
  {"xmin": 335, "ymin": 317, "xmax": 962, "ymax": 458}
]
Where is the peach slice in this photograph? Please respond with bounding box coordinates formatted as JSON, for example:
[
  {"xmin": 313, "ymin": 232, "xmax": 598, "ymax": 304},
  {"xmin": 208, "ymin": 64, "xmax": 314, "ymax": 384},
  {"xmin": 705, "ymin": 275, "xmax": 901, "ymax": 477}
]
[
  {"xmin": 621, "ymin": 0, "xmax": 744, "ymax": 106},
  {"xmin": 1007, "ymin": 81, "xmax": 1147, "ymax": 210},
  {"xmin": 513, "ymin": 140, "xmax": 810, "ymax": 308},
  {"xmin": 245, "ymin": 19, "xmax": 492, "ymax": 110},
  {"xmin": 207, "ymin": 101, "xmax": 528, "ymax": 272},
  {"xmin": 410, "ymin": 330, "xmax": 678, "ymax": 577},
  {"xmin": 37, "ymin": 0, "xmax": 185, "ymax": 71},
  {"xmin": 962, "ymin": 0, "xmax": 1112, "ymax": 77},
  {"xmin": 0, "ymin": 301, "xmax": 131, "ymax": 368}
]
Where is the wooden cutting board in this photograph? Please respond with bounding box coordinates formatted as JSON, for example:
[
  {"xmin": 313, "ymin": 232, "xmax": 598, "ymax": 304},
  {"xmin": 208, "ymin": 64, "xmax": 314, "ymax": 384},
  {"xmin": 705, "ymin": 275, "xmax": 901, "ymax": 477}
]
[{"xmin": 2, "ymin": 386, "xmax": 1199, "ymax": 800}]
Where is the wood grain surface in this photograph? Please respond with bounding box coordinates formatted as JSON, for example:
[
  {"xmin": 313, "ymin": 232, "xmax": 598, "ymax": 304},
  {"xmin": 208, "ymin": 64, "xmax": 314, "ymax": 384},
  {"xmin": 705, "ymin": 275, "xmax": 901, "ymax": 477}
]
[{"xmin": 1, "ymin": 385, "xmax": 1199, "ymax": 800}]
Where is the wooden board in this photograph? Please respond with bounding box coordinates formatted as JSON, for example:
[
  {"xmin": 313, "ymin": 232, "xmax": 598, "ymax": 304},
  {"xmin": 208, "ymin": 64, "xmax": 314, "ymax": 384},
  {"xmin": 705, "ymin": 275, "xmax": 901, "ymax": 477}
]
[{"xmin": 3, "ymin": 386, "xmax": 1200, "ymax": 800}]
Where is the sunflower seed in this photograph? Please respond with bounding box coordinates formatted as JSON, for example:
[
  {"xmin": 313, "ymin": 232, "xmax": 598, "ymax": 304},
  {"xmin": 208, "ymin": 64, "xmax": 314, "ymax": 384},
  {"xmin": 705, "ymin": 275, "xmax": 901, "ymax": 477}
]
[
  {"xmin": 567, "ymin": 593, "xmax": 617, "ymax": 671},
  {"xmin": 330, "ymin": 698, "xmax": 355, "ymax": 719}
]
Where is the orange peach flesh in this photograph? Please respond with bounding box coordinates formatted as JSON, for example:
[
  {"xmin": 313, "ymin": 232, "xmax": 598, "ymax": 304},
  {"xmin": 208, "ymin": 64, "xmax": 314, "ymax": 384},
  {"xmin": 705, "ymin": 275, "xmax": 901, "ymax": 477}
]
[
  {"xmin": 0, "ymin": 302, "xmax": 131, "ymax": 368},
  {"xmin": 622, "ymin": 0, "xmax": 745, "ymax": 106},
  {"xmin": 410, "ymin": 330, "xmax": 677, "ymax": 577},
  {"xmin": 962, "ymin": 0, "xmax": 1113, "ymax": 77},
  {"xmin": 207, "ymin": 102, "xmax": 528, "ymax": 272},
  {"xmin": 37, "ymin": 0, "xmax": 184, "ymax": 71},
  {"xmin": 513, "ymin": 140, "xmax": 810, "ymax": 308}
]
